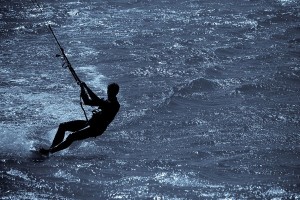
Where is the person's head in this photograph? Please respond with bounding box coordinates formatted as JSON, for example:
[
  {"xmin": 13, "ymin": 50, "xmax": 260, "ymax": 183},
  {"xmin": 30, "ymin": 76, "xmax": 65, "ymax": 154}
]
[{"xmin": 107, "ymin": 83, "xmax": 119, "ymax": 98}]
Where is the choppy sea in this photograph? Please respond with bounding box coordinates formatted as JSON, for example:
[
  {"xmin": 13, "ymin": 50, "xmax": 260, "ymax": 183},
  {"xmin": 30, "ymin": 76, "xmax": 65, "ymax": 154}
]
[{"xmin": 1, "ymin": 0, "xmax": 300, "ymax": 199}]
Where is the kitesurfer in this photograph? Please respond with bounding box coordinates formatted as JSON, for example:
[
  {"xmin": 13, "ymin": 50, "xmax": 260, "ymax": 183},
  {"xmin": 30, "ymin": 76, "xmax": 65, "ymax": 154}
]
[{"xmin": 39, "ymin": 82, "xmax": 120, "ymax": 155}]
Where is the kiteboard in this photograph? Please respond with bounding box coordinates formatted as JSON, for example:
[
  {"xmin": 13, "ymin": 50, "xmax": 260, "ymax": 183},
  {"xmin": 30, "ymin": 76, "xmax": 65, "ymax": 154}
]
[{"xmin": 30, "ymin": 148, "xmax": 49, "ymax": 162}]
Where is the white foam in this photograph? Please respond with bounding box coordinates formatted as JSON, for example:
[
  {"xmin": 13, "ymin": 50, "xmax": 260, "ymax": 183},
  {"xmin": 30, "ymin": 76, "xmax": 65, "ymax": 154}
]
[
  {"xmin": 54, "ymin": 169, "xmax": 80, "ymax": 183},
  {"xmin": 0, "ymin": 124, "xmax": 31, "ymax": 155},
  {"xmin": 67, "ymin": 9, "xmax": 80, "ymax": 17},
  {"xmin": 154, "ymin": 172, "xmax": 223, "ymax": 189},
  {"xmin": 277, "ymin": 0, "xmax": 296, "ymax": 5},
  {"xmin": 7, "ymin": 169, "xmax": 30, "ymax": 181},
  {"xmin": 266, "ymin": 187, "xmax": 287, "ymax": 196},
  {"xmin": 78, "ymin": 65, "xmax": 107, "ymax": 92}
]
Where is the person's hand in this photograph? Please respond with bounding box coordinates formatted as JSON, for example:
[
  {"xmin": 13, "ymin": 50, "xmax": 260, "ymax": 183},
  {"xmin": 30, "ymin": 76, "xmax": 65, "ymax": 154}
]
[{"xmin": 80, "ymin": 82, "xmax": 87, "ymax": 88}]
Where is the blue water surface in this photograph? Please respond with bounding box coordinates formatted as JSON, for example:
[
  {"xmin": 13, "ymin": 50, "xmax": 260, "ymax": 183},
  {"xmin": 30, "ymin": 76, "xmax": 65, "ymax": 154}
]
[{"xmin": 1, "ymin": 0, "xmax": 300, "ymax": 199}]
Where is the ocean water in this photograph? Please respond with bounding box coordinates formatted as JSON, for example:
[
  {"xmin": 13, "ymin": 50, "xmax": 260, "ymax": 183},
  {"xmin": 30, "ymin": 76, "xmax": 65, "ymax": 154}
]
[{"xmin": 1, "ymin": 0, "xmax": 300, "ymax": 199}]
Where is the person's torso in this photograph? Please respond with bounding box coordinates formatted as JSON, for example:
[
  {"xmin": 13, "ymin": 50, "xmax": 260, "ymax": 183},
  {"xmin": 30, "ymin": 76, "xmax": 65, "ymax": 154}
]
[{"xmin": 89, "ymin": 99, "xmax": 120, "ymax": 128}]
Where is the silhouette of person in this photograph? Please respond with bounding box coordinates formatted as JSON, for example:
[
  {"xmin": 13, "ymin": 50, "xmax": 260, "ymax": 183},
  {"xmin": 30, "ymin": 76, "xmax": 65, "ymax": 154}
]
[{"xmin": 39, "ymin": 82, "xmax": 120, "ymax": 155}]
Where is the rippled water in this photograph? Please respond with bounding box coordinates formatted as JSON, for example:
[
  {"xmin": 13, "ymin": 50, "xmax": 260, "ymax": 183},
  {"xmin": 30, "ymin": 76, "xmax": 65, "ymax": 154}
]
[{"xmin": 1, "ymin": 0, "xmax": 300, "ymax": 199}]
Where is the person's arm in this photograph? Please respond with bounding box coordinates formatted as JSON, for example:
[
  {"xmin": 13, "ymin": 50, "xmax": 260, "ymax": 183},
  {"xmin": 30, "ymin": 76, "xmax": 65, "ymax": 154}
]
[{"xmin": 80, "ymin": 82, "xmax": 104, "ymax": 106}]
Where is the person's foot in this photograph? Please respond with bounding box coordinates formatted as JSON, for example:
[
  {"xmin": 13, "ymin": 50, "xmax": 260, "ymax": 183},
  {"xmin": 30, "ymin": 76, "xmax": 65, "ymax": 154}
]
[{"xmin": 39, "ymin": 148, "xmax": 50, "ymax": 156}]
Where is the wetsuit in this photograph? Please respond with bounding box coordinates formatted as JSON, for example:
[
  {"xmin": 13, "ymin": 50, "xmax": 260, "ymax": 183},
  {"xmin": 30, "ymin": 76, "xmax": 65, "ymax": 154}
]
[{"xmin": 49, "ymin": 83, "xmax": 120, "ymax": 153}]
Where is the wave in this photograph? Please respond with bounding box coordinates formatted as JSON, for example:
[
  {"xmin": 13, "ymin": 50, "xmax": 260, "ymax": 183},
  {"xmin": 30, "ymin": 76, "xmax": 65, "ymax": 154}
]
[
  {"xmin": 173, "ymin": 78, "xmax": 219, "ymax": 97},
  {"xmin": 274, "ymin": 69, "xmax": 300, "ymax": 86},
  {"xmin": 235, "ymin": 83, "xmax": 267, "ymax": 94},
  {"xmin": 235, "ymin": 81, "xmax": 289, "ymax": 98},
  {"xmin": 236, "ymin": 69, "xmax": 300, "ymax": 97},
  {"xmin": 254, "ymin": 3, "xmax": 299, "ymax": 27},
  {"xmin": 149, "ymin": 77, "xmax": 223, "ymax": 114}
]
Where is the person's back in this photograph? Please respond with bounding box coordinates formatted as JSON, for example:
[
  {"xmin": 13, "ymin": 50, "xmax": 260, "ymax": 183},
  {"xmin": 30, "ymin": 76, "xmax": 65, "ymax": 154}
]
[
  {"xmin": 82, "ymin": 82, "xmax": 120, "ymax": 130},
  {"xmin": 89, "ymin": 96, "xmax": 120, "ymax": 129}
]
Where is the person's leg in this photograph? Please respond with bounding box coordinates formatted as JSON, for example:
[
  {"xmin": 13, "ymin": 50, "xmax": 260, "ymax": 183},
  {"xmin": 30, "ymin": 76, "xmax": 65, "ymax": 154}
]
[
  {"xmin": 50, "ymin": 126, "xmax": 93, "ymax": 154},
  {"xmin": 51, "ymin": 120, "xmax": 87, "ymax": 148}
]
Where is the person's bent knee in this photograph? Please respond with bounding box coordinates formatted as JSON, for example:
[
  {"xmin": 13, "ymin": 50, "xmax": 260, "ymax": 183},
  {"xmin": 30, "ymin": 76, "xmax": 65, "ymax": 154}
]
[
  {"xmin": 65, "ymin": 133, "xmax": 77, "ymax": 142},
  {"xmin": 59, "ymin": 122, "xmax": 67, "ymax": 129}
]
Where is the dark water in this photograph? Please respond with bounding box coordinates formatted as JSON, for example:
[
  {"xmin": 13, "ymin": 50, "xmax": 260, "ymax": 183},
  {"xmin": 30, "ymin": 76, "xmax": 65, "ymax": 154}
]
[{"xmin": 1, "ymin": 0, "xmax": 300, "ymax": 199}]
